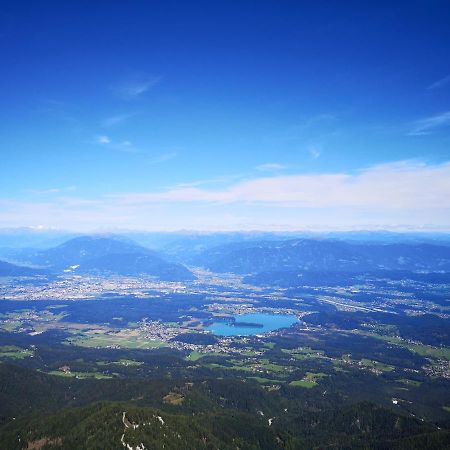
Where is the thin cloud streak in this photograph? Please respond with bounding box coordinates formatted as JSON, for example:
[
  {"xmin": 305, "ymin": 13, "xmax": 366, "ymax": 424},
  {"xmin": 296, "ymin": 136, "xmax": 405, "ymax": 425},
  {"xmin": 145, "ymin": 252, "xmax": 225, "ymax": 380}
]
[
  {"xmin": 147, "ymin": 151, "xmax": 177, "ymax": 164},
  {"xmin": 112, "ymin": 75, "xmax": 161, "ymax": 99},
  {"xmin": 24, "ymin": 186, "xmax": 77, "ymax": 195},
  {"xmin": 427, "ymin": 75, "xmax": 450, "ymax": 90},
  {"xmin": 408, "ymin": 111, "xmax": 450, "ymax": 136},
  {"xmin": 256, "ymin": 163, "xmax": 287, "ymax": 172},
  {"xmin": 308, "ymin": 146, "xmax": 321, "ymax": 159},
  {"xmin": 101, "ymin": 114, "xmax": 134, "ymax": 127},
  {"xmin": 95, "ymin": 135, "xmax": 141, "ymax": 153},
  {"xmin": 172, "ymin": 174, "xmax": 245, "ymax": 189}
]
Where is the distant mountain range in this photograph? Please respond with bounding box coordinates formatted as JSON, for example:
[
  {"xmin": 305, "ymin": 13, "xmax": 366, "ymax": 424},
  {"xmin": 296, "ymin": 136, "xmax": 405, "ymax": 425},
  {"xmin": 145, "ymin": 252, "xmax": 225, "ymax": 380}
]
[
  {"xmin": 2, "ymin": 234, "xmax": 450, "ymax": 282},
  {"xmin": 0, "ymin": 261, "xmax": 46, "ymax": 277},
  {"xmin": 1, "ymin": 228, "xmax": 450, "ymax": 259},
  {"xmin": 25, "ymin": 236, "xmax": 153, "ymax": 268},
  {"xmin": 0, "ymin": 236, "xmax": 195, "ymax": 281},
  {"xmin": 195, "ymin": 239, "xmax": 450, "ymax": 274}
]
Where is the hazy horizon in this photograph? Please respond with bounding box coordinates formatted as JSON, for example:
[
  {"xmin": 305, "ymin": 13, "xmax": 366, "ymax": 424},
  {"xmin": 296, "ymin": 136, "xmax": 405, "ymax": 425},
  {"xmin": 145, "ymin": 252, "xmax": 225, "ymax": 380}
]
[{"xmin": 2, "ymin": 225, "xmax": 450, "ymax": 234}]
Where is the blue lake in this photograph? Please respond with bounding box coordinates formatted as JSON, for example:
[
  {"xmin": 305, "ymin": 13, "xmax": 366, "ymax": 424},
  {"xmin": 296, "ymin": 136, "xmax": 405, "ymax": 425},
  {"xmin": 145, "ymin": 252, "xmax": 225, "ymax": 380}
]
[{"xmin": 206, "ymin": 313, "xmax": 298, "ymax": 336}]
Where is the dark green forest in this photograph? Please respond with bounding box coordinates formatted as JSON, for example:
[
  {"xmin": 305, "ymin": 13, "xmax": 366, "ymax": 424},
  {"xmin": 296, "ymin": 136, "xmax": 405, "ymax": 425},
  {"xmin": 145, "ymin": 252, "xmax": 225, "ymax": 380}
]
[{"xmin": 0, "ymin": 363, "xmax": 449, "ymax": 449}]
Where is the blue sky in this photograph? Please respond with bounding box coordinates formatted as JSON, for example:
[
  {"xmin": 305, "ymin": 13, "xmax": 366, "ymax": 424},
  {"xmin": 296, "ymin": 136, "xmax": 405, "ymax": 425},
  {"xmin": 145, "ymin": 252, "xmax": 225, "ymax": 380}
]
[{"xmin": 1, "ymin": 0, "xmax": 450, "ymax": 231}]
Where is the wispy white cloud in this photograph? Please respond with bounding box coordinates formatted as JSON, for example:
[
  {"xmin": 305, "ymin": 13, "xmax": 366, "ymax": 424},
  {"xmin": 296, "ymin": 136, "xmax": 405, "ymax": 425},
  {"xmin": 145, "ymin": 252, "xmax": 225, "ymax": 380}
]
[
  {"xmin": 94, "ymin": 135, "xmax": 141, "ymax": 153},
  {"xmin": 95, "ymin": 137, "xmax": 177, "ymax": 158},
  {"xmin": 148, "ymin": 151, "xmax": 177, "ymax": 164},
  {"xmin": 408, "ymin": 111, "xmax": 450, "ymax": 136},
  {"xmin": 173, "ymin": 174, "xmax": 244, "ymax": 189},
  {"xmin": 256, "ymin": 163, "xmax": 287, "ymax": 172},
  {"xmin": 427, "ymin": 75, "xmax": 450, "ymax": 90},
  {"xmin": 299, "ymin": 114, "xmax": 337, "ymax": 130},
  {"xmin": 3, "ymin": 161, "xmax": 449, "ymax": 231},
  {"xmin": 101, "ymin": 114, "xmax": 134, "ymax": 127},
  {"xmin": 112, "ymin": 75, "xmax": 161, "ymax": 99},
  {"xmin": 269, "ymin": 113, "xmax": 338, "ymax": 143},
  {"xmin": 24, "ymin": 186, "xmax": 76, "ymax": 195},
  {"xmin": 38, "ymin": 98, "xmax": 67, "ymax": 112},
  {"xmin": 308, "ymin": 146, "xmax": 321, "ymax": 159},
  {"xmin": 112, "ymin": 141, "xmax": 141, "ymax": 153},
  {"xmin": 110, "ymin": 160, "xmax": 450, "ymax": 210},
  {"xmin": 96, "ymin": 135, "xmax": 111, "ymax": 144}
]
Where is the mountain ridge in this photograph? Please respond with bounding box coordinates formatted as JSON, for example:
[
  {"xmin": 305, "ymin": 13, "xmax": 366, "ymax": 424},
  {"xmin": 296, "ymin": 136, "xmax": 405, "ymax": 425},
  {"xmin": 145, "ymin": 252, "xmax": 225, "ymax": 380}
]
[
  {"xmin": 196, "ymin": 239, "xmax": 450, "ymax": 274},
  {"xmin": 1, "ymin": 236, "xmax": 195, "ymax": 281}
]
